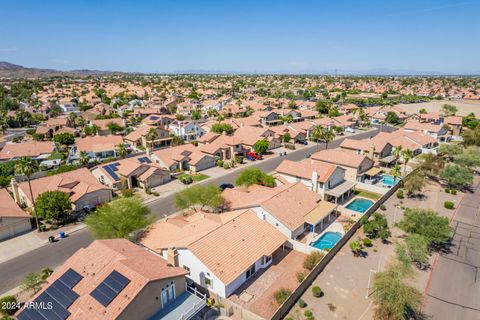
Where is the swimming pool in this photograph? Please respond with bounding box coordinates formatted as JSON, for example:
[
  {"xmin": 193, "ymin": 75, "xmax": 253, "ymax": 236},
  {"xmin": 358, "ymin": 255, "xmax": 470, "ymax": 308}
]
[
  {"xmin": 345, "ymin": 198, "xmax": 374, "ymax": 213},
  {"xmin": 310, "ymin": 232, "xmax": 343, "ymax": 250},
  {"xmin": 381, "ymin": 174, "xmax": 399, "ymax": 186}
]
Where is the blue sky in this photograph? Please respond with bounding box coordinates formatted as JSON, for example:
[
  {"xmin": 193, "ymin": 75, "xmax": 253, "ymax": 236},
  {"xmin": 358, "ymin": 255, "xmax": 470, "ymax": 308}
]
[{"xmin": 1, "ymin": 0, "xmax": 479, "ymax": 74}]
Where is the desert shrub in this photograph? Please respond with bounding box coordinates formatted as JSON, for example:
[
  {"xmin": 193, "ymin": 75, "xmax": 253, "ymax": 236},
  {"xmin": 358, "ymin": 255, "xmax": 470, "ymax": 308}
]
[
  {"xmin": 235, "ymin": 155, "xmax": 244, "ymax": 164},
  {"xmin": 312, "ymin": 286, "xmax": 323, "ymax": 298},
  {"xmin": 444, "ymin": 201, "xmax": 454, "ymax": 209},
  {"xmin": 121, "ymin": 188, "xmax": 134, "ymax": 198},
  {"xmin": 380, "ymin": 204, "xmax": 386, "ymax": 211},
  {"xmin": 303, "ymin": 251, "xmax": 324, "ymax": 270},
  {"xmin": 296, "ymin": 270, "xmax": 306, "ymax": 283},
  {"xmin": 396, "ymin": 189, "xmax": 404, "ymax": 199},
  {"xmin": 304, "ymin": 309, "xmax": 313, "ymax": 317},
  {"xmin": 363, "ymin": 238, "xmax": 373, "ymax": 247},
  {"xmin": 273, "ymin": 288, "xmax": 291, "ymax": 304},
  {"xmin": 180, "ymin": 175, "xmax": 193, "ymax": 185},
  {"xmin": 0, "ymin": 295, "xmax": 18, "ymax": 315},
  {"xmin": 298, "ymin": 299, "xmax": 306, "ymax": 308},
  {"xmin": 451, "ymin": 189, "xmax": 457, "ymax": 195},
  {"xmin": 216, "ymin": 159, "xmax": 224, "ymax": 167}
]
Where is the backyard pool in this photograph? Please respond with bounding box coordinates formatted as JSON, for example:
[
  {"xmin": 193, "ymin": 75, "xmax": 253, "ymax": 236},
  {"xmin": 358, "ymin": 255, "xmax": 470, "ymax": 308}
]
[
  {"xmin": 381, "ymin": 174, "xmax": 399, "ymax": 187},
  {"xmin": 345, "ymin": 198, "xmax": 374, "ymax": 213},
  {"xmin": 310, "ymin": 232, "xmax": 343, "ymax": 250}
]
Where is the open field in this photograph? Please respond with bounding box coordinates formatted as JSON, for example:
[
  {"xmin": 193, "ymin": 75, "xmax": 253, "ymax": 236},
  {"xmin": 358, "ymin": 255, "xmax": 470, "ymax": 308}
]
[{"xmin": 395, "ymin": 99, "xmax": 480, "ymax": 116}]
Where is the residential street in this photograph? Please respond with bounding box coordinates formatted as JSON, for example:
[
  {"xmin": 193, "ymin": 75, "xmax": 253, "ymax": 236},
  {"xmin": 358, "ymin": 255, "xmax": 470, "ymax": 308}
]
[
  {"xmin": 0, "ymin": 128, "xmax": 381, "ymax": 294},
  {"xmin": 424, "ymin": 176, "xmax": 480, "ymax": 319}
]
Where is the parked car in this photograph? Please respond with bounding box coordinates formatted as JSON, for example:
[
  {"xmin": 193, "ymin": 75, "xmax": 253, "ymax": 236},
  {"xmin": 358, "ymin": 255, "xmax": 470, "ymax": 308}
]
[
  {"xmin": 83, "ymin": 204, "xmax": 96, "ymax": 213},
  {"xmin": 305, "ymin": 153, "xmax": 312, "ymax": 158},
  {"xmin": 219, "ymin": 183, "xmax": 234, "ymax": 191},
  {"xmin": 246, "ymin": 152, "xmax": 263, "ymax": 160},
  {"xmin": 245, "ymin": 155, "xmax": 256, "ymax": 161},
  {"xmin": 296, "ymin": 140, "xmax": 308, "ymax": 145}
]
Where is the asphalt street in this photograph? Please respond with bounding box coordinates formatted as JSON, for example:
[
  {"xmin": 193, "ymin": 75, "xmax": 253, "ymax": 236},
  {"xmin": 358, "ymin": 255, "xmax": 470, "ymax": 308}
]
[{"xmin": 0, "ymin": 128, "xmax": 382, "ymax": 294}]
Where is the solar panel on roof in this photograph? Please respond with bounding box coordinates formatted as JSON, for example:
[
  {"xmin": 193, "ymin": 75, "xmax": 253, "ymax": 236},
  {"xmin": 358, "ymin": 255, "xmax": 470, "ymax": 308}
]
[
  {"xmin": 58, "ymin": 268, "xmax": 82, "ymax": 289},
  {"xmin": 17, "ymin": 307, "xmax": 47, "ymax": 320},
  {"xmin": 138, "ymin": 156, "xmax": 152, "ymax": 164},
  {"xmin": 102, "ymin": 163, "xmax": 120, "ymax": 181},
  {"xmin": 150, "ymin": 116, "xmax": 159, "ymax": 120},
  {"xmin": 90, "ymin": 270, "xmax": 131, "ymax": 307}
]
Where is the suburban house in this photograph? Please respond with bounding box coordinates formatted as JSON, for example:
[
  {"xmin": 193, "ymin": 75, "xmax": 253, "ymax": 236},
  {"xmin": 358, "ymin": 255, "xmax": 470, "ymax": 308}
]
[
  {"xmin": 90, "ymin": 118, "xmax": 125, "ymax": 136},
  {"xmin": 36, "ymin": 116, "xmax": 75, "ymax": 138},
  {"xmin": 198, "ymin": 134, "xmax": 247, "ymax": 160},
  {"xmin": 222, "ymin": 183, "xmax": 338, "ymax": 240},
  {"xmin": 403, "ymin": 120, "xmax": 448, "ymax": 142},
  {"xmin": 140, "ymin": 209, "xmax": 287, "ymax": 299},
  {"xmin": 339, "ymin": 138, "xmax": 393, "ymax": 162},
  {"xmin": 311, "ymin": 148, "xmax": 376, "ymax": 182},
  {"xmin": 17, "ymin": 239, "xmax": 204, "ymax": 320},
  {"xmin": 375, "ymin": 130, "xmax": 438, "ymax": 156},
  {"xmin": 133, "ymin": 107, "xmax": 166, "ymax": 118},
  {"xmin": 444, "ymin": 116, "xmax": 463, "ymax": 136},
  {"xmin": 141, "ymin": 114, "xmax": 175, "ymax": 127},
  {"xmin": 76, "ymin": 135, "xmax": 124, "ymax": 161},
  {"xmin": 91, "ymin": 155, "xmax": 171, "ymax": 190},
  {"xmin": 275, "ymin": 159, "xmax": 355, "ymax": 203},
  {"xmin": 169, "ymin": 121, "xmax": 205, "ymax": 141},
  {"xmin": 0, "ymin": 141, "xmax": 55, "ymax": 162},
  {"xmin": 124, "ymin": 125, "xmax": 172, "ymax": 150},
  {"xmin": 151, "ymin": 144, "xmax": 217, "ymax": 172},
  {"xmin": 0, "ymin": 188, "xmax": 32, "ymax": 241},
  {"xmin": 232, "ymin": 126, "xmax": 281, "ymax": 151},
  {"xmin": 255, "ymin": 110, "xmax": 281, "ymax": 126},
  {"xmin": 11, "ymin": 168, "xmax": 113, "ymax": 211}
]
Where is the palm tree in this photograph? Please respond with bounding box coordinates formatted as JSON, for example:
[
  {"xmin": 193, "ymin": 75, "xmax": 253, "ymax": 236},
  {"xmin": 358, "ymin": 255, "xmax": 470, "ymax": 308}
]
[
  {"xmin": 392, "ymin": 146, "xmax": 403, "ymax": 166},
  {"xmin": 322, "ymin": 128, "xmax": 336, "ymax": 150},
  {"xmin": 146, "ymin": 128, "xmax": 158, "ymax": 151},
  {"xmin": 390, "ymin": 164, "xmax": 402, "ymax": 183},
  {"xmin": 15, "ymin": 157, "xmax": 40, "ymax": 231},
  {"xmin": 79, "ymin": 151, "xmax": 90, "ymax": 166},
  {"xmin": 117, "ymin": 144, "xmax": 127, "ymax": 159},
  {"xmin": 401, "ymin": 149, "xmax": 414, "ymax": 175},
  {"xmin": 311, "ymin": 125, "xmax": 324, "ymax": 151}
]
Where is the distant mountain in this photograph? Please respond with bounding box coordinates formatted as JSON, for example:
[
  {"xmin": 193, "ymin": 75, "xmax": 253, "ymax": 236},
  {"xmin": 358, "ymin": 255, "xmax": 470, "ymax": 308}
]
[{"xmin": 0, "ymin": 61, "xmax": 123, "ymax": 78}]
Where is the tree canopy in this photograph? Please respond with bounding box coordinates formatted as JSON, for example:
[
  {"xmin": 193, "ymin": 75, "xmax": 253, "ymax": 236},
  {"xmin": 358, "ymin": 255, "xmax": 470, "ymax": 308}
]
[
  {"xmin": 174, "ymin": 184, "xmax": 225, "ymax": 212},
  {"xmin": 235, "ymin": 168, "xmax": 276, "ymax": 188},
  {"xmin": 35, "ymin": 191, "xmax": 71, "ymax": 220},
  {"xmin": 85, "ymin": 197, "xmax": 153, "ymax": 239},
  {"xmin": 440, "ymin": 163, "xmax": 473, "ymax": 188},
  {"xmin": 253, "ymin": 139, "xmax": 269, "ymax": 154},
  {"xmin": 441, "ymin": 104, "xmax": 458, "ymax": 116},
  {"xmin": 53, "ymin": 132, "xmax": 75, "ymax": 146},
  {"xmin": 211, "ymin": 123, "xmax": 234, "ymax": 135}
]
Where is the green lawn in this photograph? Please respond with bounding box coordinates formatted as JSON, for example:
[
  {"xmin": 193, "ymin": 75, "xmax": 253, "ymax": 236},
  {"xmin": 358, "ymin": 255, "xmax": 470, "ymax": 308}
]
[
  {"xmin": 354, "ymin": 189, "xmax": 382, "ymax": 200},
  {"xmin": 178, "ymin": 173, "xmax": 210, "ymax": 182}
]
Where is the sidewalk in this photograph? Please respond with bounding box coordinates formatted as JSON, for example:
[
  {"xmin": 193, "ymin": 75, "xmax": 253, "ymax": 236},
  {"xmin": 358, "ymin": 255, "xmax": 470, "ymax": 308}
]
[{"xmin": 0, "ymin": 223, "xmax": 87, "ymax": 264}]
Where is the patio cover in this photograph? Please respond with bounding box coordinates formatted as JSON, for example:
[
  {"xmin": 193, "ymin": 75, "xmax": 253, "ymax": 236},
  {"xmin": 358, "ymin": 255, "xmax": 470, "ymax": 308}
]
[
  {"xmin": 304, "ymin": 201, "xmax": 337, "ymax": 225},
  {"xmin": 365, "ymin": 167, "xmax": 383, "ymax": 177},
  {"xmin": 379, "ymin": 155, "xmax": 396, "ymax": 163},
  {"xmin": 325, "ymin": 180, "xmax": 356, "ymax": 198}
]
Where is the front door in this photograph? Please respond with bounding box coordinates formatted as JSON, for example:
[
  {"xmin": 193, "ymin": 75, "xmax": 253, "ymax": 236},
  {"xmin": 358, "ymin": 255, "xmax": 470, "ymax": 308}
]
[{"xmin": 161, "ymin": 289, "xmax": 168, "ymax": 307}]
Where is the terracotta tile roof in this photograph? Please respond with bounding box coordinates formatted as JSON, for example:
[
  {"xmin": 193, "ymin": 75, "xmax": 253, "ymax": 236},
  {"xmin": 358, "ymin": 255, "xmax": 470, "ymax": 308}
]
[
  {"xmin": 188, "ymin": 210, "xmax": 287, "ymax": 284},
  {"xmin": 17, "ymin": 168, "xmax": 110, "ymax": 204},
  {"xmin": 444, "ymin": 116, "xmax": 462, "ymax": 126},
  {"xmin": 0, "ymin": 141, "xmax": 55, "ymax": 160},
  {"xmin": 91, "ymin": 118, "xmax": 124, "ymax": 131},
  {"xmin": 311, "ymin": 148, "xmax": 369, "ymax": 168},
  {"xmin": 0, "ymin": 188, "xmax": 29, "ymax": 218},
  {"xmin": 76, "ymin": 135, "xmax": 124, "ymax": 153},
  {"xmin": 25, "ymin": 239, "xmax": 188, "ymax": 320},
  {"xmin": 276, "ymin": 159, "xmax": 338, "ymax": 183},
  {"xmin": 403, "ymin": 120, "xmax": 444, "ymax": 133}
]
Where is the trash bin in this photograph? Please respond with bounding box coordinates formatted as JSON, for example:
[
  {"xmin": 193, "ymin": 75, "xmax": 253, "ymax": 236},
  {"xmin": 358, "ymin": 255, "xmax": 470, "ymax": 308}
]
[
  {"xmin": 48, "ymin": 236, "xmax": 55, "ymax": 243},
  {"xmin": 59, "ymin": 231, "xmax": 65, "ymax": 239}
]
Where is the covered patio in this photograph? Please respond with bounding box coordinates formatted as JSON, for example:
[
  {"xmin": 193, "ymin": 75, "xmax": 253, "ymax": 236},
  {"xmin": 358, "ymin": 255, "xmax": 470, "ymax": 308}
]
[
  {"xmin": 363, "ymin": 167, "xmax": 383, "ymax": 184},
  {"xmin": 149, "ymin": 286, "xmax": 207, "ymax": 320},
  {"xmin": 379, "ymin": 155, "xmax": 396, "ymax": 167},
  {"xmin": 305, "ymin": 201, "xmax": 338, "ymax": 233},
  {"xmin": 324, "ymin": 180, "xmax": 356, "ymax": 204}
]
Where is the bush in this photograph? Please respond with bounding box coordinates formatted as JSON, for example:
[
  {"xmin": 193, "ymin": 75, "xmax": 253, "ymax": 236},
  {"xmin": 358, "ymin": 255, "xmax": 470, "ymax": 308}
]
[
  {"xmin": 303, "ymin": 251, "xmax": 324, "ymax": 270},
  {"xmin": 216, "ymin": 159, "xmax": 224, "ymax": 167},
  {"xmin": 312, "ymin": 286, "xmax": 323, "ymax": 298},
  {"xmin": 0, "ymin": 295, "xmax": 18, "ymax": 315},
  {"xmin": 223, "ymin": 162, "xmax": 230, "ymax": 169},
  {"xmin": 273, "ymin": 288, "xmax": 291, "ymax": 304},
  {"xmin": 444, "ymin": 188, "xmax": 450, "ymax": 193},
  {"xmin": 235, "ymin": 155, "xmax": 244, "ymax": 164},
  {"xmin": 298, "ymin": 299, "xmax": 306, "ymax": 308},
  {"xmin": 444, "ymin": 201, "xmax": 454, "ymax": 209},
  {"xmin": 304, "ymin": 309, "xmax": 313, "ymax": 317},
  {"xmin": 396, "ymin": 189, "xmax": 404, "ymax": 199},
  {"xmin": 180, "ymin": 175, "xmax": 193, "ymax": 185},
  {"xmin": 380, "ymin": 204, "xmax": 386, "ymax": 211},
  {"xmin": 451, "ymin": 189, "xmax": 457, "ymax": 195},
  {"xmin": 121, "ymin": 188, "xmax": 134, "ymax": 198},
  {"xmin": 363, "ymin": 238, "xmax": 373, "ymax": 247},
  {"xmin": 296, "ymin": 271, "xmax": 306, "ymax": 283}
]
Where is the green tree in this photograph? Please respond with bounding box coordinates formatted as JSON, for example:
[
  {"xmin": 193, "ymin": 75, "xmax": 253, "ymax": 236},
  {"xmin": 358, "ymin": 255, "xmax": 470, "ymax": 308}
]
[
  {"xmin": 14, "ymin": 157, "xmax": 40, "ymax": 231},
  {"xmin": 283, "ymin": 132, "xmax": 291, "ymax": 143},
  {"xmin": 0, "ymin": 295, "xmax": 18, "ymax": 316},
  {"xmin": 117, "ymin": 143, "xmax": 127, "ymax": 158},
  {"xmin": 372, "ymin": 262, "xmax": 421, "ymax": 320},
  {"xmin": 401, "ymin": 149, "xmax": 413, "ymax": 173},
  {"xmin": 315, "ymin": 100, "xmax": 332, "ymax": 114},
  {"xmin": 441, "ymin": 104, "xmax": 458, "ymax": 116},
  {"xmin": 349, "ymin": 240, "xmax": 363, "ymax": 256},
  {"xmin": 235, "ymin": 168, "xmax": 276, "ymax": 188},
  {"xmin": 84, "ymin": 124, "xmax": 99, "ymax": 136},
  {"xmin": 85, "ymin": 197, "xmax": 153, "ymax": 239},
  {"xmin": 453, "ymin": 146, "xmax": 480, "ymax": 168},
  {"xmin": 146, "ymin": 128, "xmax": 158, "ymax": 150},
  {"xmin": 174, "ymin": 184, "xmax": 225, "ymax": 212},
  {"xmin": 385, "ymin": 111, "xmax": 401, "ymax": 124},
  {"xmin": 403, "ymin": 171, "xmax": 425, "ymax": 196},
  {"xmin": 253, "ymin": 139, "xmax": 269, "ymax": 154},
  {"xmin": 416, "ymin": 153, "xmax": 445, "ymax": 176},
  {"xmin": 440, "ymin": 164, "xmax": 473, "ymax": 189},
  {"xmin": 79, "ymin": 151, "xmax": 90, "ymax": 166},
  {"xmin": 462, "ymin": 112, "xmax": 479, "ymax": 130},
  {"xmin": 171, "ymin": 135, "xmax": 185, "ymax": 146},
  {"xmin": 21, "ymin": 272, "xmax": 43, "ymax": 295},
  {"xmin": 211, "ymin": 123, "xmax": 234, "ymax": 135},
  {"xmin": 40, "ymin": 267, "xmax": 53, "ymax": 280},
  {"xmin": 392, "ymin": 146, "xmax": 403, "ymax": 166},
  {"xmin": 397, "ymin": 208, "xmax": 452, "ymax": 247},
  {"xmin": 362, "ymin": 213, "xmax": 391, "ymax": 240},
  {"xmin": 462, "ymin": 126, "xmax": 480, "ymax": 146},
  {"xmin": 405, "ymin": 234, "xmax": 429, "ymax": 266},
  {"xmin": 53, "ymin": 132, "xmax": 75, "ymax": 147},
  {"xmin": 437, "ymin": 143, "xmax": 463, "ymax": 158},
  {"xmin": 390, "ymin": 164, "xmax": 402, "ymax": 181},
  {"xmin": 419, "ymin": 108, "xmax": 427, "ymax": 114},
  {"xmin": 35, "ymin": 191, "xmax": 71, "ymax": 220},
  {"xmin": 107, "ymin": 122, "xmax": 123, "ymax": 134}
]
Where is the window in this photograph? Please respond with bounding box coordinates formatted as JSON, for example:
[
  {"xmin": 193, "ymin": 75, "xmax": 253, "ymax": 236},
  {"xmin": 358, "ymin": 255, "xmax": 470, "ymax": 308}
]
[
  {"xmin": 246, "ymin": 264, "xmax": 256, "ymax": 279},
  {"xmin": 262, "ymin": 255, "xmax": 272, "ymax": 265},
  {"xmin": 204, "ymin": 276, "xmax": 213, "ymax": 288}
]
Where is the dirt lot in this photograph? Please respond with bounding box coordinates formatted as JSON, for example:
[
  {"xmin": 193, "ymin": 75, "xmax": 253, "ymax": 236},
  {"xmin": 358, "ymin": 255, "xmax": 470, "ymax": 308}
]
[{"xmin": 395, "ymin": 99, "xmax": 480, "ymax": 116}]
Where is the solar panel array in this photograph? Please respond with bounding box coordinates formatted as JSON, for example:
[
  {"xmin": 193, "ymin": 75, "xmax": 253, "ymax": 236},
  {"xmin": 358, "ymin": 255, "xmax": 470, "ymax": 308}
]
[
  {"xmin": 90, "ymin": 270, "xmax": 131, "ymax": 307},
  {"xmin": 138, "ymin": 157, "xmax": 152, "ymax": 164},
  {"xmin": 150, "ymin": 116, "xmax": 159, "ymax": 120},
  {"xmin": 17, "ymin": 268, "xmax": 83, "ymax": 320},
  {"xmin": 102, "ymin": 162, "xmax": 121, "ymax": 181}
]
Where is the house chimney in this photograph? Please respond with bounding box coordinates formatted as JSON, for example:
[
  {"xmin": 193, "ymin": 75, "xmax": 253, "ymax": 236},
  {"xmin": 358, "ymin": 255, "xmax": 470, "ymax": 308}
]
[
  {"xmin": 167, "ymin": 247, "xmax": 179, "ymax": 267},
  {"xmin": 311, "ymin": 170, "xmax": 319, "ymax": 193},
  {"xmin": 11, "ymin": 177, "xmax": 20, "ymax": 204}
]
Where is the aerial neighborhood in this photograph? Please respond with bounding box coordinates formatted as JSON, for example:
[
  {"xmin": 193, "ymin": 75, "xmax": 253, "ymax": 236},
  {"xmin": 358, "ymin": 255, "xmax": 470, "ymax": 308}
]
[{"xmin": 0, "ymin": 72, "xmax": 479, "ymax": 320}]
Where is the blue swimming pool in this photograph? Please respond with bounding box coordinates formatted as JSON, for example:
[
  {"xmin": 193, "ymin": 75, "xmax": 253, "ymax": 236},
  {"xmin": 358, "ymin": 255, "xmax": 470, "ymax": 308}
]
[
  {"xmin": 310, "ymin": 232, "xmax": 343, "ymax": 250},
  {"xmin": 382, "ymin": 175, "xmax": 399, "ymax": 186},
  {"xmin": 345, "ymin": 198, "xmax": 374, "ymax": 213}
]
